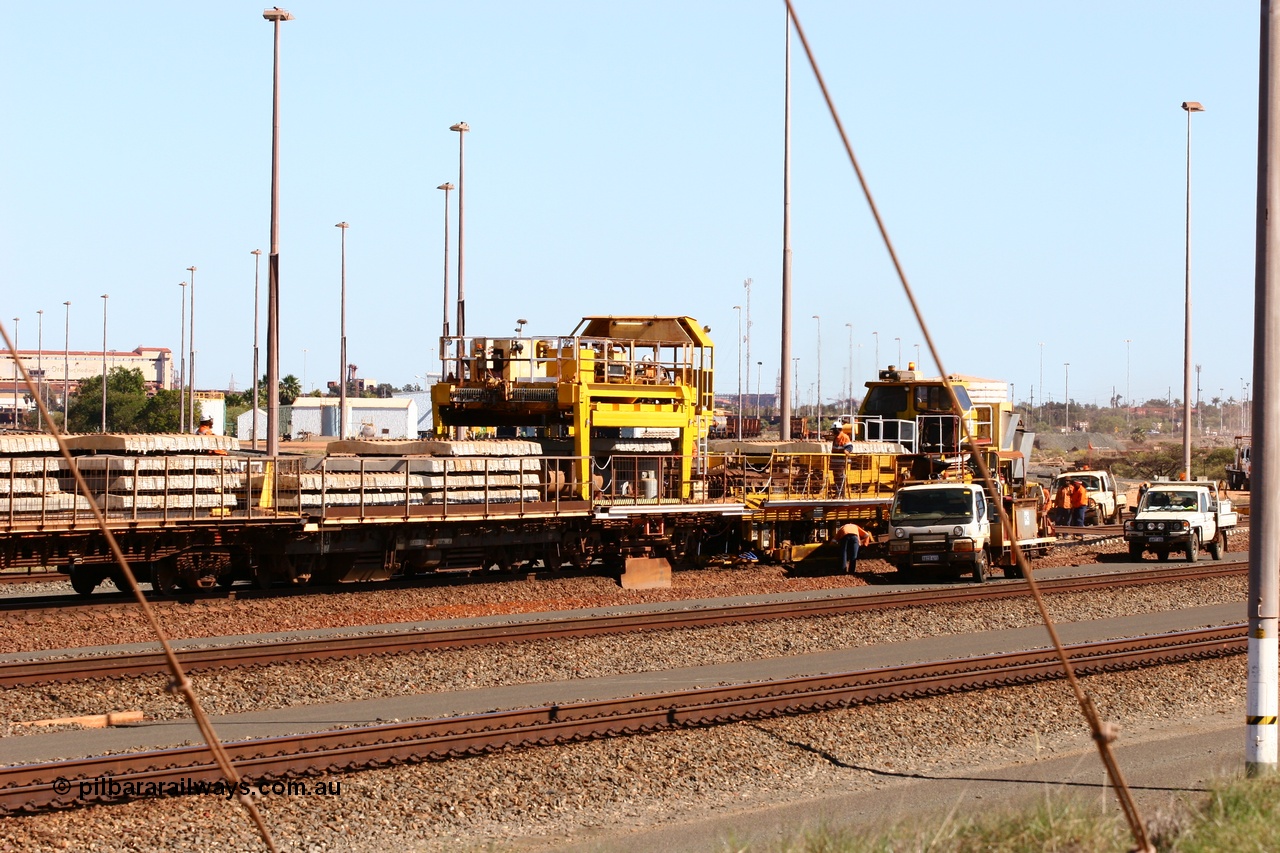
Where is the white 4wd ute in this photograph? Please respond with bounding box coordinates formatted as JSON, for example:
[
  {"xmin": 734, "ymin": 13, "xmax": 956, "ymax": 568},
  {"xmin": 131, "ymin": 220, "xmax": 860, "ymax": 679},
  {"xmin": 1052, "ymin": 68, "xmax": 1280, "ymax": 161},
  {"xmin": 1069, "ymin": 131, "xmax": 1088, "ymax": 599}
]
[
  {"xmin": 1051, "ymin": 470, "xmax": 1127, "ymax": 524},
  {"xmin": 1124, "ymin": 482, "xmax": 1237, "ymax": 562}
]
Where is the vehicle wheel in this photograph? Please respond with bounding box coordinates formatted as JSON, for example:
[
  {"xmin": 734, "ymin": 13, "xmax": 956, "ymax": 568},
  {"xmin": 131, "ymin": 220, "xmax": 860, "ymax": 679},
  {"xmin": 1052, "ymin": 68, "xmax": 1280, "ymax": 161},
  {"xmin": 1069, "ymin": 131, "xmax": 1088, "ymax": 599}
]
[
  {"xmin": 1086, "ymin": 500, "xmax": 1099, "ymax": 526},
  {"xmin": 150, "ymin": 561, "xmax": 181, "ymax": 594},
  {"xmin": 973, "ymin": 551, "xmax": 989, "ymax": 583},
  {"xmin": 1156, "ymin": 549, "xmax": 1170, "ymax": 562},
  {"xmin": 1185, "ymin": 532, "xmax": 1199, "ymax": 563},
  {"xmin": 1208, "ymin": 531, "xmax": 1223, "ymax": 560},
  {"xmin": 1128, "ymin": 541, "xmax": 1144, "ymax": 560},
  {"xmin": 69, "ymin": 568, "xmax": 100, "ymax": 596}
]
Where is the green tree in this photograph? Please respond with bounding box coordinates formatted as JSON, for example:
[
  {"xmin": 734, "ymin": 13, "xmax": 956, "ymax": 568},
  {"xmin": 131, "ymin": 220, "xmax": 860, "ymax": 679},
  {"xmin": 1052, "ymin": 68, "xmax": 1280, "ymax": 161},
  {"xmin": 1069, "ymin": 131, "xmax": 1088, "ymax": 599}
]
[
  {"xmin": 66, "ymin": 369, "xmax": 191, "ymax": 433},
  {"xmin": 279, "ymin": 374, "xmax": 302, "ymax": 404}
]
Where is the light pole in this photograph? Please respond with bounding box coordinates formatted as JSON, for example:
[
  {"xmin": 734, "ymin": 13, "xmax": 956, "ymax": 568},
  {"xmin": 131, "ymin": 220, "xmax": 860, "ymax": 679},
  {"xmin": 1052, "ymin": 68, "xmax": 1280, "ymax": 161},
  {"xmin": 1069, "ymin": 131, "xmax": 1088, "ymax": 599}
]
[
  {"xmin": 100, "ymin": 295, "xmax": 108, "ymax": 433},
  {"xmin": 303, "ymin": 349, "xmax": 308, "ymax": 394},
  {"xmin": 178, "ymin": 282, "xmax": 187, "ymax": 433},
  {"xmin": 1180, "ymin": 100, "xmax": 1204, "ymax": 478},
  {"xmin": 1064, "ymin": 362, "xmax": 1070, "ymax": 433},
  {"xmin": 187, "ymin": 265, "xmax": 197, "ymax": 429},
  {"xmin": 1196, "ymin": 363, "xmax": 1202, "ymax": 436},
  {"xmin": 263, "ymin": 5, "xmax": 293, "ymax": 457},
  {"xmin": 35, "ymin": 310, "xmax": 43, "ymax": 430},
  {"xmin": 744, "ymin": 278, "xmax": 753, "ymax": 426},
  {"xmin": 251, "ymin": 249, "xmax": 262, "ymax": 450},
  {"xmin": 62, "ymin": 301, "xmax": 70, "ymax": 425},
  {"xmin": 733, "ymin": 305, "xmax": 743, "ymax": 439},
  {"xmin": 747, "ymin": 358, "xmax": 757, "ymax": 422},
  {"xmin": 1125, "ymin": 338, "xmax": 1132, "ymax": 427},
  {"xmin": 792, "ymin": 357, "xmax": 800, "ymax": 413},
  {"xmin": 812, "ymin": 314, "xmax": 821, "ymax": 425},
  {"xmin": 437, "ymin": 182, "xmax": 453, "ymax": 379},
  {"xmin": 844, "ymin": 322, "xmax": 853, "ymax": 413},
  {"xmin": 913, "ymin": 343, "xmax": 920, "ymax": 368},
  {"xmin": 872, "ymin": 331, "xmax": 879, "ymax": 372},
  {"xmin": 894, "ymin": 336, "xmax": 901, "ymax": 367},
  {"xmin": 450, "ymin": 122, "xmax": 469, "ymax": 341},
  {"xmin": 336, "ymin": 221, "xmax": 349, "ymax": 439},
  {"xmin": 11, "ymin": 317, "xmax": 17, "ymax": 429}
]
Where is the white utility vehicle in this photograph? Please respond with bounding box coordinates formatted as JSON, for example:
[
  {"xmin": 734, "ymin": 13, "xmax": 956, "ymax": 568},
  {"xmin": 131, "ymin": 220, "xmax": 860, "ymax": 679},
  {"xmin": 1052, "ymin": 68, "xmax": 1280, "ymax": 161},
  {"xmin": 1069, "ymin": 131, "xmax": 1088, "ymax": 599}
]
[
  {"xmin": 1124, "ymin": 481, "xmax": 1237, "ymax": 562},
  {"xmin": 886, "ymin": 482, "xmax": 1053, "ymax": 582}
]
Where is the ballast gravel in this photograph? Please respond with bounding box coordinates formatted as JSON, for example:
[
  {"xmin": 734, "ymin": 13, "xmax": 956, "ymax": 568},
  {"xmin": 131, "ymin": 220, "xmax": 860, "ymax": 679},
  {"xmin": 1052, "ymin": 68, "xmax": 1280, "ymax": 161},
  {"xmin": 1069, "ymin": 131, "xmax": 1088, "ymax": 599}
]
[
  {"xmin": 0, "ymin": 535, "xmax": 1253, "ymax": 851},
  {"xmin": 0, "ymin": 657, "xmax": 1245, "ymax": 852}
]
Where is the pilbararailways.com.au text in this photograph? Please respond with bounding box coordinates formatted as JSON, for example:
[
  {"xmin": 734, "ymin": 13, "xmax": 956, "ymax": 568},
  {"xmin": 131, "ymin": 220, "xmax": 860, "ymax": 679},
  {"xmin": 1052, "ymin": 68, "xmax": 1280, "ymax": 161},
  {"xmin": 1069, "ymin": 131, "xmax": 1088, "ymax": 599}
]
[{"xmin": 54, "ymin": 775, "xmax": 342, "ymax": 800}]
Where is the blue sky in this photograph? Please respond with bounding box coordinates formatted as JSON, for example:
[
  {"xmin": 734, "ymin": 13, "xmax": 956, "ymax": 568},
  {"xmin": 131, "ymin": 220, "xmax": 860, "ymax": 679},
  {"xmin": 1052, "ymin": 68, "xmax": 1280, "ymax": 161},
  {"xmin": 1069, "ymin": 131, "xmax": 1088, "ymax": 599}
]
[{"xmin": 0, "ymin": 2, "xmax": 1261, "ymax": 411}]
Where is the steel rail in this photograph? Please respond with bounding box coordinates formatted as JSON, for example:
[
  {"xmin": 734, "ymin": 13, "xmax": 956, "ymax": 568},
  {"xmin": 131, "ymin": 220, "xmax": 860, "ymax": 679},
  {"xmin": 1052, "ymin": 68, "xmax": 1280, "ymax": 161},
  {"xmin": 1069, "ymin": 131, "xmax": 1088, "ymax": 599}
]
[
  {"xmin": 1, "ymin": 560, "xmax": 1248, "ymax": 688},
  {"xmin": 0, "ymin": 624, "xmax": 1244, "ymax": 814}
]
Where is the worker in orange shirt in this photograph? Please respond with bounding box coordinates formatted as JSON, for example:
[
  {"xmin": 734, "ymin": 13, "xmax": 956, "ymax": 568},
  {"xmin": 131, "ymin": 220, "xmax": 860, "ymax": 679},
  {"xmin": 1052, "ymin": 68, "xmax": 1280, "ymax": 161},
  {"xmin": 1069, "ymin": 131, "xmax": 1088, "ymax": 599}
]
[
  {"xmin": 195, "ymin": 417, "xmax": 228, "ymax": 456},
  {"xmin": 1068, "ymin": 479, "xmax": 1088, "ymax": 527},
  {"xmin": 833, "ymin": 522, "xmax": 874, "ymax": 573},
  {"xmin": 1053, "ymin": 480, "xmax": 1072, "ymax": 526},
  {"xmin": 830, "ymin": 421, "xmax": 853, "ymax": 497}
]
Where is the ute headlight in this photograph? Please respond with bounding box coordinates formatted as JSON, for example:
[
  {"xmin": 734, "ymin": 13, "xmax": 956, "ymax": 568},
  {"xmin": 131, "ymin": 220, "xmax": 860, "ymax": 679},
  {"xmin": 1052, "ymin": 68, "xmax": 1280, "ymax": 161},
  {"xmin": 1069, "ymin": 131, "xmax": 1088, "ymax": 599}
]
[
  {"xmin": 953, "ymin": 526, "xmax": 964, "ymax": 536},
  {"xmin": 1156, "ymin": 522, "xmax": 1165, "ymax": 531},
  {"xmin": 895, "ymin": 528, "xmax": 905, "ymax": 539}
]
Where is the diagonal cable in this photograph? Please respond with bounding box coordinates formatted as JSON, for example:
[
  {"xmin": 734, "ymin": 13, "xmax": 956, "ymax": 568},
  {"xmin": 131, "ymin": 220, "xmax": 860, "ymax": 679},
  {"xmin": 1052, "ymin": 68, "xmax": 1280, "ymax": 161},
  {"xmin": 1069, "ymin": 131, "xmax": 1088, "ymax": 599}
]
[
  {"xmin": 0, "ymin": 321, "xmax": 279, "ymax": 853},
  {"xmin": 783, "ymin": 3, "xmax": 1153, "ymax": 849}
]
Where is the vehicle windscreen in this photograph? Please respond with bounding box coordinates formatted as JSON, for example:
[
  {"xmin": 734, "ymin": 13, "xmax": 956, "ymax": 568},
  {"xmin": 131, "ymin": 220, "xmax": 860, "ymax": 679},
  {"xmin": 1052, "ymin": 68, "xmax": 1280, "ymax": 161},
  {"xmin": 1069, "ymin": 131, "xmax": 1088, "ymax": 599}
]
[
  {"xmin": 861, "ymin": 386, "xmax": 908, "ymax": 416},
  {"xmin": 1139, "ymin": 490, "xmax": 1201, "ymax": 512},
  {"xmin": 891, "ymin": 489, "xmax": 974, "ymax": 522}
]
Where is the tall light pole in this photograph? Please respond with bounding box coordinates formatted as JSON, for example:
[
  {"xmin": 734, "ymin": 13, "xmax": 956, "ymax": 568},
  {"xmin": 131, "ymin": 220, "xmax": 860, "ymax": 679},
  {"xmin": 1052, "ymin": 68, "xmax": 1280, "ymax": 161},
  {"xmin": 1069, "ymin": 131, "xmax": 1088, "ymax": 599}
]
[
  {"xmin": 812, "ymin": 314, "xmax": 821, "ymax": 425},
  {"xmin": 733, "ymin": 305, "xmax": 743, "ymax": 440},
  {"xmin": 792, "ymin": 357, "xmax": 800, "ymax": 413},
  {"xmin": 62, "ymin": 301, "xmax": 70, "ymax": 425},
  {"xmin": 744, "ymin": 278, "xmax": 753, "ymax": 426},
  {"xmin": 844, "ymin": 322, "xmax": 853, "ymax": 413},
  {"xmin": 100, "ymin": 295, "xmax": 108, "ymax": 433},
  {"xmin": 263, "ymin": 6, "xmax": 293, "ymax": 457},
  {"xmin": 187, "ymin": 265, "xmax": 197, "ymax": 429},
  {"xmin": 1064, "ymin": 362, "xmax": 1070, "ymax": 433},
  {"xmin": 747, "ymin": 358, "xmax": 757, "ymax": 422},
  {"xmin": 1181, "ymin": 100, "xmax": 1204, "ymax": 478},
  {"xmin": 35, "ymin": 310, "xmax": 43, "ymax": 430},
  {"xmin": 1038, "ymin": 342, "xmax": 1044, "ymax": 426},
  {"xmin": 11, "ymin": 317, "xmax": 17, "ymax": 429},
  {"xmin": 1125, "ymin": 338, "xmax": 1132, "ymax": 427},
  {"xmin": 872, "ymin": 331, "xmax": 879, "ymax": 372},
  {"xmin": 1196, "ymin": 363, "xmax": 1203, "ymax": 436},
  {"xmin": 178, "ymin": 282, "xmax": 187, "ymax": 432},
  {"xmin": 779, "ymin": 2, "xmax": 793, "ymax": 440},
  {"xmin": 437, "ymin": 182, "xmax": 454, "ymax": 379},
  {"xmin": 335, "ymin": 221, "xmax": 349, "ymax": 439},
  {"xmin": 894, "ymin": 336, "xmax": 901, "ymax": 367},
  {"xmin": 251, "ymin": 249, "xmax": 262, "ymax": 450},
  {"xmin": 450, "ymin": 122, "xmax": 469, "ymax": 341}
]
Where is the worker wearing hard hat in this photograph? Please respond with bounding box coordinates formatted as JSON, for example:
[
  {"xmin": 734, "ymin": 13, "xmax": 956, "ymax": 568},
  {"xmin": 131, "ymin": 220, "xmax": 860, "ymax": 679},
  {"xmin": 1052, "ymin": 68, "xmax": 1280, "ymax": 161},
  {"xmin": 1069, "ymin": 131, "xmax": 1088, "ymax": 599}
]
[
  {"xmin": 830, "ymin": 421, "xmax": 853, "ymax": 497},
  {"xmin": 833, "ymin": 522, "xmax": 874, "ymax": 573}
]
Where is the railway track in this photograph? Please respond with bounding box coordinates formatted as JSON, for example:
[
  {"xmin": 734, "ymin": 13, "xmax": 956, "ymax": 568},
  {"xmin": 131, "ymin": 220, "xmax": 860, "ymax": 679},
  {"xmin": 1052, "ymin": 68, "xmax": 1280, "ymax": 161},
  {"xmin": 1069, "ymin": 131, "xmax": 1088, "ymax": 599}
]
[
  {"xmin": 2, "ymin": 560, "xmax": 1247, "ymax": 688},
  {"xmin": 0, "ymin": 623, "xmax": 1243, "ymax": 814}
]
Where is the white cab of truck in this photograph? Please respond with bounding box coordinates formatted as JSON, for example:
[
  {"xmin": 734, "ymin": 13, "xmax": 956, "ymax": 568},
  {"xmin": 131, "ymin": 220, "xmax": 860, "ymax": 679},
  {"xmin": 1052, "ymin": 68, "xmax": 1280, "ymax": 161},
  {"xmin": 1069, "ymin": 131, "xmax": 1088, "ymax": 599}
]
[
  {"xmin": 1051, "ymin": 469, "xmax": 1127, "ymax": 524},
  {"xmin": 887, "ymin": 483, "xmax": 996, "ymax": 582},
  {"xmin": 1124, "ymin": 481, "xmax": 1237, "ymax": 562}
]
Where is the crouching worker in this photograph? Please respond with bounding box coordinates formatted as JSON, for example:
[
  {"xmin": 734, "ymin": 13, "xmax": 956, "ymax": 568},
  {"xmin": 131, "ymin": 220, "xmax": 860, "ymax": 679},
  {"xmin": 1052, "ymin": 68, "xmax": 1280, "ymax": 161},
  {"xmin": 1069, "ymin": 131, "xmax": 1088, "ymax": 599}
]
[{"xmin": 833, "ymin": 522, "xmax": 874, "ymax": 574}]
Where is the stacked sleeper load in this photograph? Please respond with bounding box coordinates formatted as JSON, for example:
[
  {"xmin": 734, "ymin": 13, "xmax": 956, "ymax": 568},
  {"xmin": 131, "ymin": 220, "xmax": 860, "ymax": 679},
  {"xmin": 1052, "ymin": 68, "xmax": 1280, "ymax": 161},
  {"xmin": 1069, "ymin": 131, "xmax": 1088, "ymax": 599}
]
[
  {"xmin": 0, "ymin": 455, "xmax": 94, "ymax": 513},
  {"xmin": 284, "ymin": 440, "xmax": 546, "ymax": 509},
  {"xmin": 293, "ymin": 458, "xmax": 543, "ymax": 508},
  {"xmin": 74, "ymin": 456, "xmax": 245, "ymax": 511}
]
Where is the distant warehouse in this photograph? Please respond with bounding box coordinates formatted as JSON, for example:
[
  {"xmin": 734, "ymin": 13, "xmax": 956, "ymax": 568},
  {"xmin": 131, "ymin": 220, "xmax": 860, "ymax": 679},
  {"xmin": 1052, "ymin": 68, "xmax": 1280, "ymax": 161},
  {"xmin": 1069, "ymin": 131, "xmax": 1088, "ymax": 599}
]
[{"xmin": 289, "ymin": 397, "xmax": 418, "ymax": 440}]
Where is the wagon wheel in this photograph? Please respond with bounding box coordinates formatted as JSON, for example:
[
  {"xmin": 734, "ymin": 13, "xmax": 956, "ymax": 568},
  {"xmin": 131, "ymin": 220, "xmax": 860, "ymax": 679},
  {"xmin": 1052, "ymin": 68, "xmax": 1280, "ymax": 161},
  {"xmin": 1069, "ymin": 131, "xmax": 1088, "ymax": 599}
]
[{"xmin": 151, "ymin": 560, "xmax": 182, "ymax": 594}]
